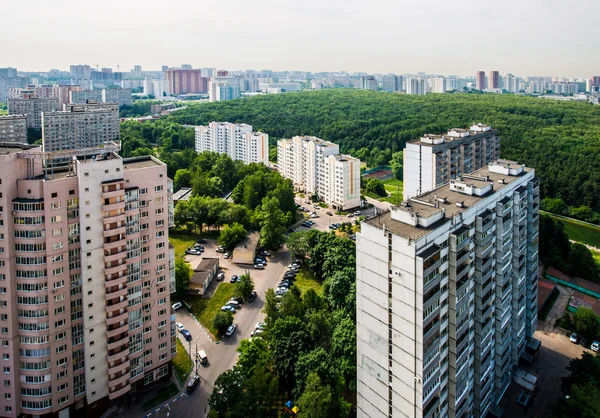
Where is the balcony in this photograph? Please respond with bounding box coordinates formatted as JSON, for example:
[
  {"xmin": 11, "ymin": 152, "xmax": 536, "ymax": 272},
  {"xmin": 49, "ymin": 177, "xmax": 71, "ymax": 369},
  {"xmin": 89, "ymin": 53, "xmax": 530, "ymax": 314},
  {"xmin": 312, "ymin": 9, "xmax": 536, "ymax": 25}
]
[
  {"xmin": 103, "ymin": 226, "xmax": 127, "ymax": 239},
  {"xmin": 456, "ymin": 250, "xmax": 471, "ymax": 267},
  {"xmin": 107, "ymin": 323, "xmax": 129, "ymax": 338},
  {"xmin": 108, "ymin": 383, "xmax": 131, "ymax": 400},
  {"xmin": 105, "ymin": 274, "xmax": 127, "ymax": 288},
  {"xmin": 105, "ymin": 263, "xmax": 128, "ymax": 276},
  {"xmin": 103, "ymin": 200, "xmax": 126, "ymax": 213},
  {"xmin": 102, "ymin": 189, "xmax": 123, "ymax": 199},
  {"xmin": 107, "ymin": 311, "xmax": 128, "ymax": 326},
  {"xmin": 105, "ymin": 249, "xmax": 127, "ymax": 263},
  {"xmin": 106, "ymin": 298, "xmax": 128, "ymax": 312},
  {"xmin": 105, "ymin": 239, "xmax": 125, "ymax": 251},
  {"xmin": 108, "ymin": 337, "xmax": 129, "ymax": 351},
  {"xmin": 106, "ymin": 286, "xmax": 128, "ymax": 299},
  {"xmin": 107, "ymin": 348, "xmax": 129, "ymax": 364}
]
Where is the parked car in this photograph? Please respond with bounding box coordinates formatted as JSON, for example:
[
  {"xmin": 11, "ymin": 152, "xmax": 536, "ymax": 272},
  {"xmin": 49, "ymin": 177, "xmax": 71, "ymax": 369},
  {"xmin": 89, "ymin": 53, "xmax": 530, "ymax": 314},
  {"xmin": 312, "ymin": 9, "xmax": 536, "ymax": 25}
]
[
  {"xmin": 570, "ymin": 332, "xmax": 580, "ymax": 344},
  {"xmin": 172, "ymin": 302, "xmax": 183, "ymax": 311},
  {"xmin": 254, "ymin": 263, "xmax": 265, "ymax": 269},
  {"xmin": 255, "ymin": 322, "xmax": 266, "ymax": 330},
  {"xmin": 216, "ymin": 272, "xmax": 225, "ymax": 281},
  {"xmin": 185, "ymin": 248, "xmax": 202, "ymax": 255},
  {"xmin": 580, "ymin": 337, "xmax": 588, "ymax": 347},
  {"xmin": 196, "ymin": 238, "xmax": 208, "ymax": 244},
  {"xmin": 251, "ymin": 329, "xmax": 265, "ymax": 337},
  {"xmin": 225, "ymin": 324, "xmax": 237, "ymax": 336},
  {"xmin": 196, "ymin": 350, "xmax": 208, "ymax": 365},
  {"xmin": 187, "ymin": 375, "xmax": 200, "ymax": 393},
  {"xmin": 311, "ymin": 213, "xmax": 319, "ymax": 218},
  {"xmin": 226, "ymin": 300, "xmax": 240, "ymax": 309},
  {"xmin": 181, "ymin": 329, "xmax": 192, "ymax": 341},
  {"xmin": 221, "ymin": 305, "xmax": 236, "ymax": 313},
  {"xmin": 176, "ymin": 322, "xmax": 185, "ymax": 333},
  {"xmin": 216, "ymin": 246, "xmax": 226, "ymax": 253},
  {"xmin": 254, "ymin": 257, "xmax": 266, "ymax": 265},
  {"xmin": 224, "ymin": 252, "xmax": 231, "ymax": 259},
  {"xmin": 260, "ymin": 250, "xmax": 271, "ymax": 257},
  {"xmin": 591, "ymin": 341, "xmax": 600, "ymax": 352},
  {"xmin": 326, "ymin": 211, "xmax": 333, "ymax": 216},
  {"xmin": 247, "ymin": 291, "xmax": 257, "ymax": 302},
  {"xmin": 292, "ymin": 262, "xmax": 300, "ymax": 268},
  {"xmin": 193, "ymin": 244, "xmax": 204, "ymax": 250},
  {"xmin": 229, "ymin": 274, "xmax": 238, "ymax": 283},
  {"xmin": 293, "ymin": 259, "xmax": 302, "ymax": 265}
]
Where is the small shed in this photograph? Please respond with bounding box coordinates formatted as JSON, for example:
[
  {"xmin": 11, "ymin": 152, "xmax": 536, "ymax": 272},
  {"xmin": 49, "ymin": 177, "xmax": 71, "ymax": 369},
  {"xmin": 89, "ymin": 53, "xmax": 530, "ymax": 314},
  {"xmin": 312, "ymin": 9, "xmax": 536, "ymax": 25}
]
[
  {"xmin": 232, "ymin": 232, "xmax": 260, "ymax": 265},
  {"xmin": 188, "ymin": 258, "xmax": 219, "ymax": 296}
]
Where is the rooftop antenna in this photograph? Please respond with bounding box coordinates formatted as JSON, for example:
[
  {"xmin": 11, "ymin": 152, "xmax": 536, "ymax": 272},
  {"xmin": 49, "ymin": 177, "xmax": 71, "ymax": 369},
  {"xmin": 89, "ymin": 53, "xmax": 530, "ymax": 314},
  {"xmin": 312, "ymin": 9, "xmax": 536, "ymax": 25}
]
[
  {"xmin": 95, "ymin": 64, "xmax": 99, "ymax": 71},
  {"xmin": 117, "ymin": 64, "xmax": 120, "ymax": 73}
]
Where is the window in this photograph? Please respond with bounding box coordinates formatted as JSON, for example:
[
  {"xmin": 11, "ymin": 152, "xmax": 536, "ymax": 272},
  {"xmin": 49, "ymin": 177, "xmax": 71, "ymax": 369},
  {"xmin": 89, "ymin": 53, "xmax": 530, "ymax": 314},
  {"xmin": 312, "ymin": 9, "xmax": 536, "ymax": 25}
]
[
  {"xmin": 50, "ymin": 202, "xmax": 61, "ymax": 210},
  {"xmin": 54, "ymin": 294, "xmax": 65, "ymax": 302},
  {"xmin": 53, "ymin": 242, "xmax": 64, "ymax": 250},
  {"xmin": 155, "ymin": 197, "xmax": 163, "ymax": 204},
  {"xmin": 158, "ymin": 298, "xmax": 166, "ymax": 305},
  {"xmin": 155, "ymin": 185, "xmax": 163, "ymax": 192},
  {"xmin": 56, "ymin": 345, "xmax": 67, "ymax": 354},
  {"xmin": 54, "ymin": 306, "xmax": 65, "ymax": 315},
  {"xmin": 53, "ymin": 268, "xmax": 64, "ymax": 276},
  {"xmin": 156, "ymin": 231, "xmax": 164, "ymax": 238},
  {"xmin": 52, "ymin": 254, "xmax": 63, "ymax": 263},
  {"xmin": 3, "ymin": 367, "xmax": 9, "ymax": 374},
  {"xmin": 140, "ymin": 188, "xmax": 147, "ymax": 195},
  {"xmin": 51, "ymin": 215, "xmax": 62, "ymax": 223}
]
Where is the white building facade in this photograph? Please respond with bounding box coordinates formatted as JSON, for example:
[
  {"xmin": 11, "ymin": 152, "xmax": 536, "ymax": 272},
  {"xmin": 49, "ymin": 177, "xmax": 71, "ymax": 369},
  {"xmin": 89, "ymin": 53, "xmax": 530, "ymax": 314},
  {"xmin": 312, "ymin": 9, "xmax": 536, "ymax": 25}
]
[
  {"xmin": 277, "ymin": 136, "xmax": 361, "ymax": 210},
  {"xmin": 194, "ymin": 122, "xmax": 269, "ymax": 165},
  {"xmin": 403, "ymin": 124, "xmax": 501, "ymax": 200},
  {"xmin": 406, "ymin": 78, "xmax": 426, "ymax": 95},
  {"xmin": 357, "ymin": 161, "xmax": 540, "ymax": 418}
]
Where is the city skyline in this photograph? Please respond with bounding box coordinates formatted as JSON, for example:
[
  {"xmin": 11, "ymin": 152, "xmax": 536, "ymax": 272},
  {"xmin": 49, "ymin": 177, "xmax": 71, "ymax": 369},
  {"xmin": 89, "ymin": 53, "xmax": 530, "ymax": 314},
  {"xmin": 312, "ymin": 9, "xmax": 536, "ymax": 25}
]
[{"xmin": 2, "ymin": 0, "xmax": 599, "ymax": 77}]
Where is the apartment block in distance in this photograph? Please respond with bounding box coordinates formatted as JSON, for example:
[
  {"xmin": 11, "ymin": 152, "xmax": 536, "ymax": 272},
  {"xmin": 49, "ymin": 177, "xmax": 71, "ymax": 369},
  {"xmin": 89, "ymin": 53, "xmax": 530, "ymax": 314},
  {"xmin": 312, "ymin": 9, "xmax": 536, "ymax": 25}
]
[
  {"xmin": 403, "ymin": 124, "xmax": 501, "ymax": 200},
  {"xmin": 0, "ymin": 144, "xmax": 176, "ymax": 417},
  {"xmin": 0, "ymin": 115, "xmax": 27, "ymax": 143},
  {"xmin": 194, "ymin": 122, "xmax": 269, "ymax": 165},
  {"xmin": 42, "ymin": 104, "xmax": 120, "ymax": 155},
  {"xmin": 165, "ymin": 70, "xmax": 208, "ymax": 94},
  {"xmin": 8, "ymin": 96, "xmax": 60, "ymax": 129},
  {"xmin": 101, "ymin": 89, "xmax": 133, "ymax": 106},
  {"xmin": 277, "ymin": 136, "xmax": 361, "ymax": 210},
  {"xmin": 357, "ymin": 160, "xmax": 540, "ymax": 418}
]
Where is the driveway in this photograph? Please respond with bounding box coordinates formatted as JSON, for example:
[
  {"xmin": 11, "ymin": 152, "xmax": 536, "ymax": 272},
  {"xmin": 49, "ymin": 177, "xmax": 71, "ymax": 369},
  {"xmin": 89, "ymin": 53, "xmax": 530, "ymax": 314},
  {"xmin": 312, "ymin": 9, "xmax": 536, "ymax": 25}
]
[
  {"xmin": 156, "ymin": 244, "xmax": 291, "ymax": 418},
  {"xmin": 293, "ymin": 196, "xmax": 377, "ymax": 233}
]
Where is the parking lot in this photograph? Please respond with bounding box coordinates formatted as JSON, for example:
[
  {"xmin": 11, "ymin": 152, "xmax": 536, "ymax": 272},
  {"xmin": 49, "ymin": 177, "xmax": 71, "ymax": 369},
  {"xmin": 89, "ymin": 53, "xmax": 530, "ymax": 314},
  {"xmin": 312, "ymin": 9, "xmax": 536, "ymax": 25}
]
[
  {"xmin": 293, "ymin": 196, "xmax": 377, "ymax": 233},
  {"xmin": 499, "ymin": 328, "xmax": 593, "ymax": 418}
]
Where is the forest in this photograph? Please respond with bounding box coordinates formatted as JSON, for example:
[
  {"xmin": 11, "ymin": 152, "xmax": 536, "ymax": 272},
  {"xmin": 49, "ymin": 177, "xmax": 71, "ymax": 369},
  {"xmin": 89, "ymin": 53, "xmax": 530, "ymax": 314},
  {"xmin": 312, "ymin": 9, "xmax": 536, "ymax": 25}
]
[{"xmin": 162, "ymin": 90, "xmax": 600, "ymax": 212}]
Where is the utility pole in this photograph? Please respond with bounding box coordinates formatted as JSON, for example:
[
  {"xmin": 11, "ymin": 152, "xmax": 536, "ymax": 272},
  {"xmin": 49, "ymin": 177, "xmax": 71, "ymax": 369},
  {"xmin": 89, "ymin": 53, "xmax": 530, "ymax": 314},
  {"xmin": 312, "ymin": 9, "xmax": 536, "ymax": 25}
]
[{"xmin": 195, "ymin": 340, "xmax": 199, "ymax": 376}]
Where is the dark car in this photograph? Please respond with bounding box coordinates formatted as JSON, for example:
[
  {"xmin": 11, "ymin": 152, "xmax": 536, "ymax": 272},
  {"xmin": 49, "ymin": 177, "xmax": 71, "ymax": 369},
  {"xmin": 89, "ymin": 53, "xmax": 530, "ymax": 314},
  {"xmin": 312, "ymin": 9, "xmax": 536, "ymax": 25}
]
[
  {"xmin": 181, "ymin": 329, "xmax": 192, "ymax": 341},
  {"xmin": 247, "ymin": 291, "xmax": 257, "ymax": 302},
  {"xmin": 293, "ymin": 259, "xmax": 303, "ymax": 265},
  {"xmin": 196, "ymin": 238, "xmax": 208, "ymax": 244},
  {"xmin": 230, "ymin": 275, "xmax": 238, "ymax": 283},
  {"xmin": 187, "ymin": 376, "xmax": 200, "ymax": 393},
  {"xmin": 326, "ymin": 211, "xmax": 333, "ymax": 216}
]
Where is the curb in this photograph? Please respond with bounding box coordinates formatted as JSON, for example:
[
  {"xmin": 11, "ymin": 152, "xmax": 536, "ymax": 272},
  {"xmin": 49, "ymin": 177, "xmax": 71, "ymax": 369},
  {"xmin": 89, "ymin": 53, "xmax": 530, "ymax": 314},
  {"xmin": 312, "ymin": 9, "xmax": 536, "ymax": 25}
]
[{"xmin": 188, "ymin": 312, "xmax": 224, "ymax": 344}]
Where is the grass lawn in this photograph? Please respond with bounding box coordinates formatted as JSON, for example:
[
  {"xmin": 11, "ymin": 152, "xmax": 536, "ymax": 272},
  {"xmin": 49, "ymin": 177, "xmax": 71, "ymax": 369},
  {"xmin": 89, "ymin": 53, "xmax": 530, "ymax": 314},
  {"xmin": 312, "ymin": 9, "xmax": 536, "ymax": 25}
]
[
  {"xmin": 141, "ymin": 383, "xmax": 179, "ymax": 410},
  {"xmin": 539, "ymin": 288, "xmax": 560, "ymax": 321},
  {"xmin": 544, "ymin": 213, "xmax": 600, "ymax": 248},
  {"xmin": 294, "ymin": 268, "xmax": 323, "ymax": 295},
  {"xmin": 185, "ymin": 283, "xmax": 237, "ymax": 338},
  {"xmin": 173, "ymin": 339, "xmax": 193, "ymax": 384},
  {"xmin": 169, "ymin": 230, "xmax": 198, "ymax": 259},
  {"xmin": 381, "ymin": 178, "xmax": 403, "ymax": 205}
]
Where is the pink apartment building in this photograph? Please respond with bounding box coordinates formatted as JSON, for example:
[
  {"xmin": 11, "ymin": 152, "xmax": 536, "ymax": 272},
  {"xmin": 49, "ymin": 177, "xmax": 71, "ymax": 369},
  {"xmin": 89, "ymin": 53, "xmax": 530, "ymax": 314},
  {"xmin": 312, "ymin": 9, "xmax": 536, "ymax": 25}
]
[{"xmin": 0, "ymin": 144, "xmax": 176, "ymax": 418}]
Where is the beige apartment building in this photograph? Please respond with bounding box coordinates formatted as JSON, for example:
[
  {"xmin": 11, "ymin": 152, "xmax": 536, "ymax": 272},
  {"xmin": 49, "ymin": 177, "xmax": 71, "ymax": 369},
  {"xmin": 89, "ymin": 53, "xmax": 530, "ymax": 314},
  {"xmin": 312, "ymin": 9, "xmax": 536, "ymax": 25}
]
[
  {"xmin": 8, "ymin": 97, "xmax": 60, "ymax": 130},
  {"xmin": 0, "ymin": 143, "xmax": 176, "ymax": 417}
]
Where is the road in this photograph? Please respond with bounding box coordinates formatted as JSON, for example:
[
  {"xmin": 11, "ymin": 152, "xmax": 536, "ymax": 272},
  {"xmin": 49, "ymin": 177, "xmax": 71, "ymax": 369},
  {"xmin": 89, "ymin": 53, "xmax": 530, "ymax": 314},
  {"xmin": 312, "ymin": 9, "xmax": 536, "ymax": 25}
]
[
  {"xmin": 293, "ymin": 196, "xmax": 379, "ymax": 233},
  {"xmin": 153, "ymin": 239, "xmax": 290, "ymax": 418}
]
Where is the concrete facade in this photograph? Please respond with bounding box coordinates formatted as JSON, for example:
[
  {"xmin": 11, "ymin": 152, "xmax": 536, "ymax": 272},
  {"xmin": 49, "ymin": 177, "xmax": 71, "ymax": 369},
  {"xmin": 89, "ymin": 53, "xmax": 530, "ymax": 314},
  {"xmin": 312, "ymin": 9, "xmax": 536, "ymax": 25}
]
[
  {"xmin": 194, "ymin": 122, "xmax": 269, "ymax": 165},
  {"xmin": 0, "ymin": 115, "xmax": 27, "ymax": 143},
  {"xmin": 403, "ymin": 124, "xmax": 501, "ymax": 200},
  {"xmin": 277, "ymin": 136, "xmax": 361, "ymax": 210},
  {"xmin": 8, "ymin": 97, "xmax": 60, "ymax": 130},
  {"xmin": 357, "ymin": 161, "xmax": 540, "ymax": 418}
]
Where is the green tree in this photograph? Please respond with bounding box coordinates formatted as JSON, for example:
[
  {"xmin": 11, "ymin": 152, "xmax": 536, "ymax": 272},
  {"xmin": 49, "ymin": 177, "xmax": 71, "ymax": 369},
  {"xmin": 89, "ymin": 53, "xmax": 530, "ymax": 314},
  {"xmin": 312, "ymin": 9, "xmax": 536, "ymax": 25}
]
[
  {"xmin": 572, "ymin": 307, "xmax": 600, "ymax": 339},
  {"xmin": 173, "ymin": 168, "xmax": 193, "ymax": 191},
  {"xmin": 568, "ymin": 243, "xmax": 600, "ymax": 283},
  {"xmin": 235, "ymin": 274, "xmax": 255, "ymax": 301},
  {"xmin": 541, "ymin": 197, "xmax": 569, "ymax": 216},
  {"xmin": 236, "ymin": 338, "xmax": 270, "ymax": 378},
  {"xmin": 263, "ymin": 288, "xmax": 279, "ymax": 326},
  {"xmin": 256, "ymin": 196, "xmax": 288, "ymax": 250},
  {"xmin": 364, "ymin": 178, "xmax": 386, "ymax": 197},
  {"xmin": 218, "ymin": 223, "xmax": 247, "ymax": 250},
  {"xmin": 297, "ymin": 373, "xmax": 333, "ymax": 418},
  {"xmin": 562, "ymin": 352, "xmax": 600, "ymax": 392},
  {"xmin": 213, "ymin": 311, "xmax": 234, "ymax": 335},
  {"xmin": 209, "ymin": 367, "xmax": 244, "ymax": 417},
  {"xmin": 174, "ymin": 259, "xmax": 191, "ymax": 298},
  {"xmin": 554, "ymin": 382, "xmax": 600, "ymax": 418},
  {"xmin": 286, "ymin": 231, "xmax": 310, "ymax": 259},
  {"xmin": 390, "ymin": 151, "xmax": 404, "ymax": 180}
]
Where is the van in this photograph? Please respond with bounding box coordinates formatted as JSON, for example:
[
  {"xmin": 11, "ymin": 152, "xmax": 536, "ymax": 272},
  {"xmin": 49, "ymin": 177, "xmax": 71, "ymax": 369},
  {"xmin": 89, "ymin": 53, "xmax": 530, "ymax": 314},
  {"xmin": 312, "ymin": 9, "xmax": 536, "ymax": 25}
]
[
  {"xmin": 197, "ymin": 350, "xmax": 208, "ymax": 365},
  {"xmin": 226, "ymin": 300, "xmax": 240, "ymax": 309},
  {"xmin": 172, "ymin": 302, "xmax": 183, "ymax": 311}
]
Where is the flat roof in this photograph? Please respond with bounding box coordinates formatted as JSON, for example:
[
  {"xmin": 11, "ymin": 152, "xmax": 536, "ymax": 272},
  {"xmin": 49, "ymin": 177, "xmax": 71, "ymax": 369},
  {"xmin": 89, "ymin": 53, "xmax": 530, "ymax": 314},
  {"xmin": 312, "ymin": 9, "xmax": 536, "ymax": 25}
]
[
  {"xmin": 364, "ymin": 164, "xmax": 532, "ymax": 240},
  {"xmin": 232, "ymin": 232, "xmax": 260, "ymax": 264},
  {"xmin": 123, "ymin": 156, "xmax": 164, "ymax": 170},
  {"xmin": 0, "ymin": 143, "xmax": 39, "ymax": 155},
  {"xmin": 408, "ymin": 127, "xmax": 498, "ymax": 147},
  {"xmin": 194, "ymin": 258, "xmax": 219, "ymax": 272},
  {"xmin": 173, "ymin": 187, "xmax": 193, "ymax": 201}
]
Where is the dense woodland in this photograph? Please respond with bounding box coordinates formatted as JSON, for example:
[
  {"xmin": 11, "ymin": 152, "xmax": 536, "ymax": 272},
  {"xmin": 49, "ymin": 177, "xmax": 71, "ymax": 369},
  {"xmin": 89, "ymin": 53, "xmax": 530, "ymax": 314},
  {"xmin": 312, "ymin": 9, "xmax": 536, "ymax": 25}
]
[{"xmin": 162, "ymin": 90, "xmax": 600, "ymax": 213}]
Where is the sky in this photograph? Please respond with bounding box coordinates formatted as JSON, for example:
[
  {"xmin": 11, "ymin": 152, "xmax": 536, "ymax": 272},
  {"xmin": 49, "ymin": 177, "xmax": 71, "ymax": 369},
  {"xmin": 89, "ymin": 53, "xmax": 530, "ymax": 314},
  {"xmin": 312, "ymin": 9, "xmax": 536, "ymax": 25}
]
[{"xmin": 2, "ymin": 0, "xmax": 599, "ymax": 77}]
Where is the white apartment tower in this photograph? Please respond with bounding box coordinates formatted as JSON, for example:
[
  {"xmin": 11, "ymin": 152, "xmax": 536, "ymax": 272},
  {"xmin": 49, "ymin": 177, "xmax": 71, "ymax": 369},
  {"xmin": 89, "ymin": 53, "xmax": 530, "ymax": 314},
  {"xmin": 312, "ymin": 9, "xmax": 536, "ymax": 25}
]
[
  {"xmin": 0, "ymin": 144, "xmax": 176, "ymax": 417},
  {"xmin": 357, "ymin": 160, "xmax": 540, "ymax": 418},
  {"xmin": 277, "ymin": 136, "xmax": 361, "ymax": 210},
  {"xmin": 403, "ymin": 124, "xmax": 501, "ymax": 200},
  {"xmin": 194, "ymin": 122, "xmax": 269, "ymax": 165},
  {"xmin": 406, "ymin": 78, "xmax": 426, "ymax": 95}
]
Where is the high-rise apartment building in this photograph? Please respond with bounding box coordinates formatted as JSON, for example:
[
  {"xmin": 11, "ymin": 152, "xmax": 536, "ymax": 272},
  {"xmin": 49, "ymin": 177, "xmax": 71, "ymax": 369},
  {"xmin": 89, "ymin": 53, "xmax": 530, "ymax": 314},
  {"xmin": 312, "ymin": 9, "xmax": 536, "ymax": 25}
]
[
  {"xmin": 403, "ymin": 124, "xmax": 501, "ymax": 200},
  {"xmin": 70, "ymin": 90, "xmax": 102, "ymax": 104},
  {"xmin": 8, "ymin": 97, "xmax": 60, "ymax": 130},
  {"xmin": 101, "ymin": 89, "xmax": 133, "ymax": 106},
  {"xmin": 381, "ymin": 75, "xmax": 401, "ymax": 92},
  {"xmin": 194, "ymin": 122, "xmax": 269, "ymax": 165},
  {"xmin": 209, "ymin": 80, "xmax": 241, "ymax": 102},
  {"xmin": 165, "ymin": 70, "xmax": 208, "ymax": 94},
  {"xmin": 0, "ymin": 144, "xmax": 176, "ymax": 417},
  {"xmin": 357, "ymin": 160, "xmax": 540, "ymax": 418},
  {"xmin": 70, "ymin": 65, "xmax": 92, "ymax": 79},
  {"xmin": 406, "ymin": 78, "xmax": 426, "ymax": 95},
  {"xmin": 361, "ymin": 76, "xmax": 378, "ymax": 91},
  {"xmin": 431, "ymin": 78, "xmax": 447, "ymax": 94},
  {"xmin": 476, "ymin": 71, "xmax": 486, "ymax": 90},
  {"xmin": 277, "ymin": 136, "xmax": 361, "ymax": 210},
  {"xmin": 42, "ymin": 103, "xmax": 120, "ymax": 155},
  {"xmin": 54, "ymin": 85, "xmax": 83, "ymax": 106},
  {"xmin": 143, "ymin": 79, "xmax": 169, "ymax": 98},
  {"xmin": 502, "ymin": 74, "xmax": 519, "ymax": 93},
  {"xmin": 0, "ymin": 115, "xmax": 27, "ymax": 143},
  {"xmin": 488, "ymin": 71, "xmax": 500, "ymax": 89}
]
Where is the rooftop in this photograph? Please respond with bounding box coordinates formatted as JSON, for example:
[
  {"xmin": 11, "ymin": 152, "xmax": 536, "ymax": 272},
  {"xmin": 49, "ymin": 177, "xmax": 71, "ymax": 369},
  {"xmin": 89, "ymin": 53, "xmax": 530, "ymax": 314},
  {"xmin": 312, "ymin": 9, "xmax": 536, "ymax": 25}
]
[
  {"xmin": 408, "ymin": 124, "xmax": 497, "ymax": 147},
  {"xmin": 173, "ymin": 187, "xmax": 193, "ymax": 201},
  {"xmin": 364, "ymin": 162, "xmax": 532, "ymax": 240},
  {"xmin": 123, "ymin": 155, "xmax": 165, "ymax": 170},
  {"xmin": 0, "ymin": 143, "xmax": 39, "ymax": 155}
]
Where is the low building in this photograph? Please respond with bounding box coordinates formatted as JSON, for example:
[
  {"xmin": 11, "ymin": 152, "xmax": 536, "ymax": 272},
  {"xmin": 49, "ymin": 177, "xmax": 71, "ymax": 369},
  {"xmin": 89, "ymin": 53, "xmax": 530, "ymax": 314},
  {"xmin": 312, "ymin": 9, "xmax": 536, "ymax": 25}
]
[
  {"xmin": 189, "ymin": 258, "xmax": 220, "ymax": 295},
  {"xmin": 537, "ymin": 277, "xmax": 558, "ymax": 313},
  {"xmin": 232, "ymin": 232, "xmax": 260, "ymax": 265},
  {"xmin": 173, "ymin": 187, "xmax": 193, "ymax": 205}
]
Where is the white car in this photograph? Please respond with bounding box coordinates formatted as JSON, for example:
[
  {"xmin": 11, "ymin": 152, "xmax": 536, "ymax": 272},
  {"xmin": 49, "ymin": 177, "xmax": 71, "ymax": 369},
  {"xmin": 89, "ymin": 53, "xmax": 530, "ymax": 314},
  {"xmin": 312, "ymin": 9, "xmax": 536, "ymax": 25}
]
[
  {"xmin": 570, "ymin": 332, "xmax": 579, "ymax": 343},
  {"xmin": 251, "ymin": 329, "xmax": 264, "ymax": 337},
  {"xmin": 592, "ymin": 341, "xmax": 600, "ymax": 352},
  {"xmin": 255, "ymin": 322, "xmax": 266, "ymax": 330},
  {"xmin": 176, "ymin": 322, "xmax": 185, "ymax": 333}
]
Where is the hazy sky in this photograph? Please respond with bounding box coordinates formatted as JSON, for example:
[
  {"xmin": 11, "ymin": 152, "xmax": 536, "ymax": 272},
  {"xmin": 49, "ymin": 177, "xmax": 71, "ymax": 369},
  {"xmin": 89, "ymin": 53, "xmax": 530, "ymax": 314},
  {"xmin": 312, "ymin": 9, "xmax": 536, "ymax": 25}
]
[{"xmin": 2, "ymin": 0, "xmax": 599, "ymax": 77}]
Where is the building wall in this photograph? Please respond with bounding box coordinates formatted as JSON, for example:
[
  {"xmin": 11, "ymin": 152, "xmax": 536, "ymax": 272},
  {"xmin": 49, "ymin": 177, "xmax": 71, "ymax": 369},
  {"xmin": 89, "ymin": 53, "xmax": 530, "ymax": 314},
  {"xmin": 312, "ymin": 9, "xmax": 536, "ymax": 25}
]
[
  {"xmin": 8, "ymin": 98, "xmax": 60, "ymax": 130},
  {"xmin": 194, "ymin": 122, "xmax": 267, "ymax": 165},
  {"xmin": 0, "ymin": 115, "xmax": 27, "ymax": 143}
]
